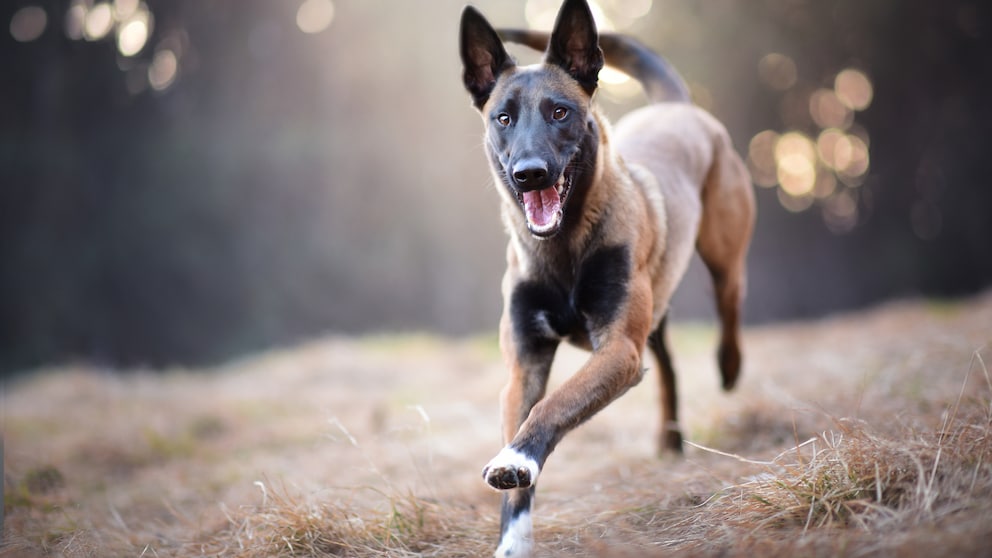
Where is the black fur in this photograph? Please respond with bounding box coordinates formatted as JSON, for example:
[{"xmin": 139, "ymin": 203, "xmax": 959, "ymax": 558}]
[
  {"xmin": 460, "ymin": 6, "xmax": 514, "ymax": 109},
  {"xmin": 573, "ymin": 245, "xmax": 630, "ymax": 337},
  {"xmin": 503, "ymin": 247, "xmax": 633, "ymax": 469},
  {"xmin": 509, "ymin": 245, "xmax": 631, "ymax": 352},
  {"xmin": 510, "ymin": 281, "xmax": 571, "ymax": 350},
  {"xmin": 557, "ymin": 119, "xmax": 600, "ymax": 233},
  {"xmin": 484, "ymin": 71, "xmax": 590, "ymax": 195},
  {"xmin": 544, "ymin": 0, "xmax": 604, "ymax": 95},
  {"xmin": 648, "ymin": 316, "xmax": 684, "ymax": 452}
]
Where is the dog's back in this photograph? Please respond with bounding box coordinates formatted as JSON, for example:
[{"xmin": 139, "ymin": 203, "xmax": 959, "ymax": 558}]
[{"xmin": 616, "ymin": 103, "xmax": 753, "ymax": 324}]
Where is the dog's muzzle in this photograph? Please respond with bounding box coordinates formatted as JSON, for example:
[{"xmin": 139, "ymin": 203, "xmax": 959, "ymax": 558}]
[{"xmin": 509, "ymin": 159, "xmax": 574, "ymax": 238}]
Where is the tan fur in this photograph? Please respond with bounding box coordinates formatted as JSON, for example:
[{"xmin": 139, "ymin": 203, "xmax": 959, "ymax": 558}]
[
  {"xmin": 616, "ymin": 103, "xmax": 755, "ymax": 332},
  {"xmin": 614, "ymin": 103, "xmax": 756, "ymax": 440}
]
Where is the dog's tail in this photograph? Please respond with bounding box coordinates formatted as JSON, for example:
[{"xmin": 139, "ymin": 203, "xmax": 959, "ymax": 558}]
[{"xmin": 497, "ymin": 29, "xmax": 690, "ymax": 104}]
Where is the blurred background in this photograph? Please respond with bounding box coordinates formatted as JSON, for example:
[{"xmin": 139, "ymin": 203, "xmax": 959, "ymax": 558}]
[{"xmin": 1, "ymin": 0, "xmax": 989, "ymax": 374}]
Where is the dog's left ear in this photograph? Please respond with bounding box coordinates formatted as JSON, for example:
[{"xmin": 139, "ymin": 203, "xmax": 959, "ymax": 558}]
[
  {"xmin": 460, "ymin": 6, "xmax": 515, "ymax": 110},
  {"xmin": 545, "ymin": 0, "xmax": 604, "ymax": 95}
]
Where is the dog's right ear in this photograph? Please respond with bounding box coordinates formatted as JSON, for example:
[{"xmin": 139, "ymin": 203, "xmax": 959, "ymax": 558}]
[{"xmin": 460, "ymin": 6, "xmax": 514, "ymax": 110}]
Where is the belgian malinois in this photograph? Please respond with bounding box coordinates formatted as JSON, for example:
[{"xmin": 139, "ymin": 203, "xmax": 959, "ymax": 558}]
[{"xmin": 459, "ymin": 0, "xmax": 755, "ymax": 555}]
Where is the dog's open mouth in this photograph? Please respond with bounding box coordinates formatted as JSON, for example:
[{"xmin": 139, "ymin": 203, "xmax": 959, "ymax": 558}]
[{"xmin": 515, "ymin": 170, "xmax": 573, "ymax": 238}]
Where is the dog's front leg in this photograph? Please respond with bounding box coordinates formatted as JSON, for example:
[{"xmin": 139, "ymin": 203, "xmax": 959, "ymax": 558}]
[
  {"xmin": 485, "ymin": 278, "xmax": 653, "ymax": 557},
  {"xmin": 485, "ymin": 312, "xmax": 557, "ymax": 557},
  {"xmin": 487, "ymin": 329, "xmax": 646, "ymax": 557}
]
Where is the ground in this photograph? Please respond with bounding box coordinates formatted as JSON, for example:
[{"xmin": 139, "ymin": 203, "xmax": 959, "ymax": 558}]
[{"xmin": 3, "ymin": 292, "xmax": 991, "ymax": 557}]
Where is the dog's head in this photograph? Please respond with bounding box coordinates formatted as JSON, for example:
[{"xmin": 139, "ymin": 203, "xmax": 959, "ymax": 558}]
[{"xmin": 460, "ymin": 0, "xmax": 604, "ymax": 239}]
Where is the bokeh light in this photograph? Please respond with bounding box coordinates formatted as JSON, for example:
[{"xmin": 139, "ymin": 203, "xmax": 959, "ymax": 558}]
[
  {"xmin": 84, "ymin": 2, "xmax": 114, "ymax": 41},
  {"xmin": 64, "ymin": 2, "xmax": 85, "ymax": 40},
  {"xmin": 583, "ymin": 1, "xmax": 613, "ymax": 30},
  {"xmin": 10, "ymin": 6, "xmax": 47, "ymax": 43},
  {"xmin": 296, "ymin": 0, "xmax": 335, "ymax": 35},
  {"xmin": 834, "ymin": 68, "xmax": 873, "ymax": 111},
  {"xmin": 599, "ymin": 66, "xmax": 630, "ymax": 85},
  {"xmin": 598, "ymin": 66, "xmax": 643, "ymax": 102},
  {"xmin": 526, "ymin": 0, "xmax": 651, "ymax": 32},
  {"xmin": 822, "ymin": 189, "xmax": 859, "ymax": 233},
  {"xmin": 117, "ymin": 11, "xmax": 151, "ymax": 57},
  {"xmin": 598, "ymin": 0, "xmax": 652, "ymax": 29},
  {"xmin": 775, "ymin": 132, "xmax": 817, "ymax": 197},
  {"xmin": 525, "ymin": 0, "xmax": 559, "ymax": 29},
  {"xmin": 114, "ymin": 0, "xmax": 140, "ymax": 20},
  {"xmin": 777, "ymin": 188, "xmax": 814, "ymax": 213},
  {"xmin": 148, "ymin": 49, "xmax": 178, "ymax": 91},
  {"xmin": 816, "ymin": 128, "xmax": 849, "ymax": 171},
  {"xmin": 597, "ymin": 0, "xmax": 652, "ymax": 20},
  {"xmin": 838, "ymin": 134, "xmax": 869, "ymax": 179},
  {"xmin": 58, "ymin": 0, "xmax": 176, "ymax": 92},
  {"xmin": 747, "ymin": 130, "xmax": 780, "ymax": 187},
  {"xmin": 755, "ymin": 59, "xmax": 872, "ymax": 224},
  {"xmin": 813, "ymin": 169, "xmax": 837, "ymax": 199},
  {"xmin": 757, "ymin": 53, "xmax": 797, "ymax": 91},
  {"xmin": 809, "ymin": 88, "xmax": 853, "ymax": 129}
]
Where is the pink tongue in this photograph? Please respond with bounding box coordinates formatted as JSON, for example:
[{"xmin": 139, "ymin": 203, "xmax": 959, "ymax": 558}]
[{"xmin": 522, "ymin": 186, "xmax": 561, "ymax": 228}]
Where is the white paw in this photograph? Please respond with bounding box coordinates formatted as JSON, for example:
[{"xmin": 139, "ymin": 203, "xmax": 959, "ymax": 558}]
[
  {"xmin": 482, "ymin": 446, "xmax": 540, "ymax": 490},
  {"xmin": 495, "ymin": 511, "xmax": 533, "ymax": 557}
]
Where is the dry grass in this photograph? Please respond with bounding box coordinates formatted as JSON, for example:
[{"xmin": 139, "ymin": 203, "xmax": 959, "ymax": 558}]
[
  {"xmin": 4, "ymin": 292, "xmax": 992, "ymax": 557},
  {"xmin": 200, "ymin": 481, "xmax": 473, "ymax": 557},
  {"xmin": 669, "ymin": 352, "xmax": 992, "ymax": 557}
]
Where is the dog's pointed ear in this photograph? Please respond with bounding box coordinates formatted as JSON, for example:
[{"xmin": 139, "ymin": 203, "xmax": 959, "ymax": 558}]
[
  {"xmin": 460, "ymin": 6, "xmax": 514, "ymax": 110},
  {"xmin": 544, "ymin": 0, "xmax": 603, "ymax": 95}
]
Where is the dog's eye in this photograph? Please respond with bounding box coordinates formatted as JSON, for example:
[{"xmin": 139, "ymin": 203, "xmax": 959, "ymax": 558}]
[
  {"xmin": 552, "ymin": 107, "xmax": 568, "ymax": 121},
  {"xmin": 497, "ymin": 113, "xmax": 511, "ymax": 126}
]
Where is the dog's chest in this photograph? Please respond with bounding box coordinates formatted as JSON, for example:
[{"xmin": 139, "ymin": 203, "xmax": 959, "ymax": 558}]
[{"xmin": 509, "ymin": 244, "xmax": 631, "ymax": 351}]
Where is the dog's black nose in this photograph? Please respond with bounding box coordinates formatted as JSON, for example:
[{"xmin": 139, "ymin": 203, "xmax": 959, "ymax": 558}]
[{"xmin": 512, "ymin": 159, "xmax": 549, "ymax": 189}]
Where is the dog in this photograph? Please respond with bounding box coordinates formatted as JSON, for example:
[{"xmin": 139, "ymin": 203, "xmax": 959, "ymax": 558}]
[{"xmin": 459, "ymin": 0, "xmax": 755, "ymax": 555}]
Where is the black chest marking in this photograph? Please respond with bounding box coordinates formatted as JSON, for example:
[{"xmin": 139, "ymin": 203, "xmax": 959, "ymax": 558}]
[{"xmin": 510, "ymin": 245, "xmax": 631, "ymax": 353}]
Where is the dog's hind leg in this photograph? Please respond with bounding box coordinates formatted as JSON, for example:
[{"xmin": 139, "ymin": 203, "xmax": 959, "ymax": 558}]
[
  {"xmin": 648, "ymin": 315, "xmax": 683, "ymax": 453},
  {"xmin": 705, "ymin": 256, "xmax": 745, "ymax": 390},
  {"xmin": 697, "ymin": 132, "xmax": 755, "ymax": 391}
]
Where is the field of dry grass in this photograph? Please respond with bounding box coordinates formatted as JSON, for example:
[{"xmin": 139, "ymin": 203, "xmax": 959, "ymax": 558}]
[{"xmin": 4, "ymin": 292, "xmax": 991, "ymax": 557}]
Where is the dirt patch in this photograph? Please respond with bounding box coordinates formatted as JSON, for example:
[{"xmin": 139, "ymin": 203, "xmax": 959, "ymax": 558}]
[{"xmin": 3, "ymin": 293, "xmax": 991, "ymax": 556}]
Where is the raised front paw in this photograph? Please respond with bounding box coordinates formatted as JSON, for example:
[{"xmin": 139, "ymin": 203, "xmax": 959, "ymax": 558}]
[{"xmin": 482, "ymin": 447, "xmax": 540, "ymax": 490}]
